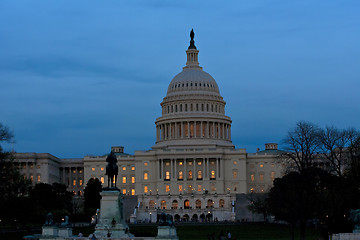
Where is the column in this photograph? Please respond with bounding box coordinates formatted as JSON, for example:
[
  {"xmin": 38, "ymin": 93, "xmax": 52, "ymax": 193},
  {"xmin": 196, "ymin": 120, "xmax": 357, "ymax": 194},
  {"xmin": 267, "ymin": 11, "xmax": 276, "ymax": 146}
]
[
  {"xmin": 206, "ymin": 122, "xmax": 209, "ymax": 138},
  {"xmin": 156, "ymin": 126, "xmax": 160, "ymax": 141},
  {"xmin": 187, "ymin": 122, "xmax": 190, "ymax": 138},
  {"xmin": 200, "ymin": 122, "xmax": 203, "ymax": 138},
  {"xmin": 213, "ymin": 122, "xmax": 215, "ymax": 138},
  {"xmin": 206, "ymin": 159, "xmax": 209, "ymax": 179},
  {"xmin": 175, "ymin": 122, "xmax": 178, "ymax": 139},
  {"xmin": 170, "ymin": 159, "xmax": 173, "ymax": 179},
  {"xmin": 159, "ymin": 159, "xmax": 162, "ymax": 179},
  {"xmin": 218, "ymin": 158, "xmax": 221, "ymax": 178},
  {"xmin": 202, "ymin": 158, "xmax": 205, "ymax": 178},
  {"xmin": 184, "ymin": 159, "xmax": 187, "ymax": 181},
  {"xmin": 216, "ymin": 159, "xmax": 218, "ymax": 179},
  {"xmin": 229, "ymin": 125, "xmax": 231, "ymax": 140},
  {"xmin": 174, "ymin": 159, "xmax": 177, "ymax": 179}
]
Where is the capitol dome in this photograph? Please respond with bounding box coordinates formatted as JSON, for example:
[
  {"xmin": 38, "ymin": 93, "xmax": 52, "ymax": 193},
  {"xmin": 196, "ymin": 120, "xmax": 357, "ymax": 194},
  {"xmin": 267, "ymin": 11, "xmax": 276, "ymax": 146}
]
[{"xmin": 153, "ymin": 30, "xmax": 234, "ymax": 149}]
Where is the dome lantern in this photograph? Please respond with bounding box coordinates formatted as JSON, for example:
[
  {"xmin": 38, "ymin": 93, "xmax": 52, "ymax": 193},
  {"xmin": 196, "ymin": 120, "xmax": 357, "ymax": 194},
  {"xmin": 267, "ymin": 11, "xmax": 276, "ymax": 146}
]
[{"xmin": 184, "ymin": 29, "xmax": 201, "ymax": 70}]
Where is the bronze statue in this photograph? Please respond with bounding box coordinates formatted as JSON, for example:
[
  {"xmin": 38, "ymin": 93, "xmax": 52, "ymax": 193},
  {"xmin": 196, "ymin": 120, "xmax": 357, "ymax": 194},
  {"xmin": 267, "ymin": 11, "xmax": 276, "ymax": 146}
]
[
  {"xmin": 106, "ymin": 151, "xmax": 118, "ymax": 188},
  {"xmin": 349, "ymin": 209, "xmax": 360, "ymax": 232},
  {"xmin": 190, "ymin": 29, "xmax": 194, "ymax": 41},
  {"xmin": 45, "ymin": 212, "xmax": 54, "ymax": 226},
  {"xmin": 188, "ymin": 29, "xmax": 196, "ymax": 50}
]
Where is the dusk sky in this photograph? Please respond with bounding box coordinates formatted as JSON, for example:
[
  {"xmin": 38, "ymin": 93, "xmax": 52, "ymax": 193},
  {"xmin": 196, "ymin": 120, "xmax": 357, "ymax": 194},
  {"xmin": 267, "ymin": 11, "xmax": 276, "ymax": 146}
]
[{"xmin": 1, "ymin": 1, "xmax": 360, "ymax": 158}]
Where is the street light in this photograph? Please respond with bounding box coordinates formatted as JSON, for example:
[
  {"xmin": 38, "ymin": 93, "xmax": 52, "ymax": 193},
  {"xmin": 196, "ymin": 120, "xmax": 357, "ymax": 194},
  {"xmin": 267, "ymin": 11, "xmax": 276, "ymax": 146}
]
[{"xmin": 150, "ymin": 212, "xmax": 152, "ymax": 223}]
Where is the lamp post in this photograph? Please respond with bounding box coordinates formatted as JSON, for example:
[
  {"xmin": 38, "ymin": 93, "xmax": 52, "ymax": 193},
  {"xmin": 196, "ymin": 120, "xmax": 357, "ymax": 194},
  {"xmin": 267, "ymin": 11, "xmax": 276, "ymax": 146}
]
[{"xmin": 150, "ymin": 212, "xmax": 152, "ymax": 223}]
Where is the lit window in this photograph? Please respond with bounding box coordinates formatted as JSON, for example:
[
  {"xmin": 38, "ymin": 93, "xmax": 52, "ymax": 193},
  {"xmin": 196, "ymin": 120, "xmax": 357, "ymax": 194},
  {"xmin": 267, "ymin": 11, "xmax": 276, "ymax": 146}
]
[
  {"xmin": 30, "ymin": 164, "xmax": 33, "ymax": 169},
  {"xmin": 259, "ymin": 173, "xmax": 264, "ymax": 182},
  {"xmin": 179, "ymin": 185, "xmax": 183, "ymax": 192},
  {"xmin": 260, "ymin": 164, "xmax": 264, "ymax": 168},
  {"xmin": 271, "ymin": 172, "xmax": 276, "ymax": 181},
  {"xmin": 101, "ymin": 177, "xmax": 104, "ymax": 184},
  {"xmin": 165, "ymin": 185, "xmax": 170, "ymax": 192},
  {"xmin": 73, "ymin": 170, "xmax": 76, "ymax": 174},
  {"xmin": 165, "ymin": 171, "xmax": 170, "ymax": 180},
  {"xmin": 122, "ymin": 189, "xmax": 126, "ymax": 195},
  {"xmin": 211, "ymin": 170, "xmax": 216, "ymax": 179},
  {"xmin": 233, "ymin": 170, "xmax": 238, "ymax": 179},
  {"xmin": 198, "ymin": 185, "xmax": 202, "ymax": 192},
  {"xmin": 188, "ymin": 185, "xmax": 192, "ymax": 193},
  {"xmin": 197, "ymin": 170, "xmax": 202, "ymax": 179},
  {"xmin": 122, "ymin": 166, "xmax": 126, "ymax": 171},
  {"xmin": 73, "ymin": 180, "xmax": 76, "ymax": 186},
  {"xmin": 188, "ymin": 171, "xmax": 193, "ymax": 180},
  {"xmin": 144, "ymin": 162, "xmax": 148, "ymax": 167},
  {"xmin": 30, "ymin": 175, "xmax": 33, "ymax": 181},
  {"xmin": 101, "ymin": 167, "xmax": 104, "ymax": 171},
  {"xmin": 178, "ymin": 171, "xmax": 183, "ymax": 180},
  {"xmin": 251, "ymin": 174, "xmax": 255, "ymax": 182},
  {"xmin": 79, "ymin": 179, "xmax": 83, "ymax": 186},
  {"xmin": 122, "ymin": 176, "xmax": 126, "ymax": 184},
  {"xmin": 179, "ymin": 162, "xmax": 183, "ymax": 166},
  {"xmin": 211, "ymin": 183, "xmax": 216, "ymax": 191},
  {"xmin": 250, "ymin": 188, "xmax": 254, "ymax": 193},
  {"xmin": 188, "ymin": 161, "xmax": 193, "ymax": 166},
  {"xmin": 113, "ymin": 177, "xmax": 116, "ymax": 184},
  {"xmin": 165, "ymin": 162, "xmax": 170, "ymax": 166},
  {"xmin": 210, "ymin": 161, "xmax": 215, "ymax": 165},
  {"xmin": 37, "ymin": 165, "xmax": 40, "ymax": 169},
  {"xmin": 79, "ymin": 191, "xmax": 82, "ymax": 196},
  {"xmin": 197, "ymin": 161, "xmax": 202, "ymax": 166},
  {"xmin": 131, "ymin": 176, "xmax": 135, "ymax": 183},
  {"xmin": 92, "ymin": 167, "xmax": 95, "ymax": 171},
  {"xmin": 79, "ymin": 170, "xmax": 83, "ymax": 173},
  {"xmin": 233, "ymin": 161, "xmax": 237, "ymax": 165},
  {"xmin": 131, "ymin": 189, "xmax": 135, "ymax": 195},
  {"xmin": 144, "ymin": 172, "xmax": 148, "ymax": 180},
  {"xmin": 37, "ymin": 175, "xmax": 41, "ymax": 182},
  {"xmin": 144, "ymin": 186, "xmax": 148, "ymax": 193},
  {"xmin": 131, "ymin": 166, "xmax": 135, "ymax": 171}
]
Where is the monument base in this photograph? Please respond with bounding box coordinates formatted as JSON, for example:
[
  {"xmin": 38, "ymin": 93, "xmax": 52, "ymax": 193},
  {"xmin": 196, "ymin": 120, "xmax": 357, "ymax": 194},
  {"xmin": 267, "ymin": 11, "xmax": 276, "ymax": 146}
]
[
  {"xmin": 58, "ymin": 227, "xmax": 72, "ymax": 237},
  {"xmin": 332, "ymin": 233, "xmax": 360, "ymax": 240},
  {"xmin": 42, "ymin": 225, "xmax": 58, "ymax": 236},
  {"xmin": 93, "ymin": 189, "xmax": 133, "ymax": 238},
  {"xmin": 156, "ymin": 226, "xmax": 178, "ymax": 240}
]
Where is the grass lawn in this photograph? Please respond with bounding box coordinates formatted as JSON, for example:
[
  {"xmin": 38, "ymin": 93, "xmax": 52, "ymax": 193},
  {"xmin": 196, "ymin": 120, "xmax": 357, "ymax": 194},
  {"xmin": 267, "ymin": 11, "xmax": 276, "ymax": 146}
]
[{"xmin": 1, "ymin": 223, "xmax": 322, "ymax": 240}]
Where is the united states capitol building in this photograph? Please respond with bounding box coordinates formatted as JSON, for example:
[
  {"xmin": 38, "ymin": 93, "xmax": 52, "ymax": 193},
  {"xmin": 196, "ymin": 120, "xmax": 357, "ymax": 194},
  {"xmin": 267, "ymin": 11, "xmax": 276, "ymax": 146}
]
[{"xmin": 14, "ymin": 31, "xmax": 285, "ymax": 222}]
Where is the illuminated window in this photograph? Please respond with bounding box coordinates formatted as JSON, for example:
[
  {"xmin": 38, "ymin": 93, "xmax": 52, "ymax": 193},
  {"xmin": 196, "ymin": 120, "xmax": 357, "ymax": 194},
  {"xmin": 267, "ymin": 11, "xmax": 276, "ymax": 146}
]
[
  {"xmin": 101, "ymin": 177, "xmax": 104, "ymax": 184},
  {"xmin": 188, "ymin": 171, "xmax": 193, "ymax": 180},
  {"xmin": 79, "ymin": 179, "xmax": 83, "ymax": 186},
  {"xmin": 210, "ymin": 161, "xmax": 215, "ymax": 165},
  {"xmin": 250, "ymin": 188, "xmax": 254, "ymax": 192},
  {"xmin": 250, "ymin": 174, "xmax": 255, "ymax": 182},
  {"xmin": 196, "ymin": 199, "xmax": 201, "ymax": 209},
  {"xmin": 197, "ymin": 161, "xmax": 202, "ymax": 166},
  {"xmin": 188, "ymin": 185, "xmax": 192, "ymax": 193},
  {"xmin": 30, "ymin": 164, "xmax": 33, "ymax": 169},
  {"xmin": 92, "ymin": 167, "xmax": 95, "ymax": 171},
  {"xmin": 144, "ymin": 186, "xmax": 148, "ymax": 193},
  {"xmin": 131, "ymin": 176, "xmax": 135, "ymax": 183},
  {"xmin": 184, "ymin": 200, "xmax": 190, "ymax": 209},
  {"xmin": 210, "ymin": 170, "xmax": 216, "ymax": 179},
  {"xmin": 73, "ymin": 180, "xmax": 76, "ymax": 186},
  {"xmin": 79, "ymin": 169, "xmax": 83, "ymax": 173},
  {"xmin": 37, "ymin": 165, "xmax": 40, "ymax": 169},
  {"xmin": 197, "ymin": 170, "xmax": 202, "ymax": 179},
  {"xmin": 37, "ymin": 175, "xmax": 41, "ymax": 182},
  {"xmin": 179, "ymin": 185, "xmax": 183, "ymax": 192},
  {"xmin": 73, "ymin": 169, "xmax": 76, "ymax": 174},
  {"xmin": 188, "ymin": 161, "xmax": 192, "ymax": 166},
  {"xmin": 165, "ymin": 171, "xmax": 170, "ymax": 180},
  {"xmin": 211, "ymin": 183, "xmax": 216, "ymax": 191},
  {"xmin": 101, "ymin": 167, "xmax": 104, "ymax": 171},
  {"xmin": 122, "ymin": 166, "xmax": 126, "ymax": 171},
  {"xmin": 161, "ymin": 200, "xmax": 166, "ymax": 209},
  {"xmin": 219, "ymin": 199, "xmax": 225, "ymax": 208},
  {"xmin": 165, "ymin": 185, "xmax": 170, "ymax": 192},
  {"xmin": 207, "ymin": 199, "xmax": 214, "ymax": 208},
  {"xmin": 271, "ymin": 172, "xmax": 276, "ymax": 181},
  {"xmin": 165, "ymin": 162, "xmax": 170, "ymax": 166},
  {"xmin": 144, "ymin": 162, "xmax": 148, "ymax": 167},
  {"xmin": 131, "ymin": 189, "xmax": 135, "ymax": 195},
  {"xmin": 178, "ymin": 171, "xmax": 183, "ymax": 180},
  {"xmin": 233, "ymin": 161, "xmax": 237, "ymax": 165},
  {"xmin": 122, "ymin": 189, "xmax": 126, "ymax": 194},
  {"xmin": 144, "ymin": 172, "xmax": 148, "ymax": 180},
  {"xmin": 259, "ymin": 173, "xmax": 264, "ymax": 182},
  {"xmin": 122, "ymin": 176, "xmax": 126, "ymax": 184},
  {"xmin": 30, "ymin": 175, "xmax": 33, "ymax": 181},
  {"xmin": 233, "ymin": 170, "xmax": 238, "ymax": 179},
  {"xmin": 198, "ymin": 185, "xmax": 202, "ymax": 192},
  {"xmin": 179, "ymin": 162, "xmax": 183, "ymax": 166},
  {"xmin": 260, "ymin": 164, "xmax": 264, "ymax": 168},
  {"xmin": 172, "ymin": 200, "xmax": 178, "ymax": 209},
  {"xmin": 131, "ymin": 166, "xmax": 135, "ymax": 171}
]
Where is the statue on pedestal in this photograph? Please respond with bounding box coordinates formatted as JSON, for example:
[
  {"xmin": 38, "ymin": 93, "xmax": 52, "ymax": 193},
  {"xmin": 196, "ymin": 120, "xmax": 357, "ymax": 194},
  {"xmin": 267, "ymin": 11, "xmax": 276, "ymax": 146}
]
[
  {"xmin": 349, "ymin": 209, "xmax": 360, "ymax": 233},
  {"xmin": 106, "ymin": 151, "xmax": 118, "ymax": 188}
]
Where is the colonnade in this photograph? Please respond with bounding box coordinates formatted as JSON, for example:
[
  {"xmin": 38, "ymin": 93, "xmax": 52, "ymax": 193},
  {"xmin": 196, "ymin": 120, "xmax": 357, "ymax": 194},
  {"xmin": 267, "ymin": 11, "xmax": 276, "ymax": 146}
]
[{"xmin": 156, "ymin": 121, "xmax": 231, "ymax": 142}]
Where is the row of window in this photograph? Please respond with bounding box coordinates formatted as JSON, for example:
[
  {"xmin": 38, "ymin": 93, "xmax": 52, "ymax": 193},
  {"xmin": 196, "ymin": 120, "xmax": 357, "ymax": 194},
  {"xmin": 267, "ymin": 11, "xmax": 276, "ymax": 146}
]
[
  {"xmin": 147, "ymin": 199, "xmax": 225, "ymax": 210},
  {"xmin": 143, "ymin": 183, "xmax": 217, "ymax": 194},
  {"xmin": 99, "ymin": 176, "xmax": 135, "ymax": 184},
  {"xmin": 249, "ymin": 172, "xmax": 276, "ymax": 182},
  {"xmin": 170, "ymin": 81, "xmax": 216, "ymax": 90},
  {"xmin": 91, "ymin": 166, "xmax": 135, "ymax": 172},
  {"xmin": 164, "ymin": 102, "xmax": 224, "ymax": 114}
]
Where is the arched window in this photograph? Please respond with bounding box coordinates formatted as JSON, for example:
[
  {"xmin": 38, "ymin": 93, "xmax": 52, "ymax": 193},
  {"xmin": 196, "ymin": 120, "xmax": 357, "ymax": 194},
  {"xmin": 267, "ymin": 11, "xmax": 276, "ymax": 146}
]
[
  {"xmin": 207, "ymin": 199, "xmax": 214, "ymax": 208},
  {"xmin": 184, "ymin": 200, "xmax": 190, "ymax": 209},
  {"xmin": 165, "ymin": 171, "xmax": 170, "ymax": 180},
  {"xmin": 219, "ymin": 199, "xmax": 225, "ymax": 208},
  {"xmin": 197, "ymin": 170, "xmax": 202, "ymax": 180},
  {"xmin": 188, "ymin": 170, "xmax": 193, "ymax": 180},
  {"xmin": 172, "ymin": 200, "xmax": 178, "ymax": 209},
  {"xmin": 210, "ymin": 170, "xmax": 216, "ymax": 179},
  {"xmin": 178, "ymin": 171, "xmax": 183, "ymax": 180},
  {"xmin": 144, "ymin": 172, "xmax": 148, "ymax": 180},
  {"xmin": 161, "ymin": 200, "xmax": 166, "ymax": 209},
  {"xmin": 232, "ymin": 169, "xmax": 238, "ymax": 179},
  {"xmin": 196, "ymin": 199, "xmax": 201, "ymax": 209}
]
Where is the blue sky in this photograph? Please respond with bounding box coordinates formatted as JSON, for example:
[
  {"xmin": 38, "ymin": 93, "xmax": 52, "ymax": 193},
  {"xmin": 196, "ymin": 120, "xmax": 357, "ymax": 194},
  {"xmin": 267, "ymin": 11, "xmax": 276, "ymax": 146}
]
[{"xmin": 1, "ymin": 1, "xmax": 359, "ymax": 158}]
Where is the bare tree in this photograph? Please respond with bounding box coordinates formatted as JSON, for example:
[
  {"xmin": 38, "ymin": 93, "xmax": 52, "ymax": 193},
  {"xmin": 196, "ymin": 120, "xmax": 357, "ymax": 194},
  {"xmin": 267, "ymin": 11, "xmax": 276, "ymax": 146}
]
[
  {"xmin": 281, "ymin": 121, "xmax": 322, "ymax": 173},
  {"xmin": 319, "ymin": 127, "xmax": 360, "ymax": 177}
]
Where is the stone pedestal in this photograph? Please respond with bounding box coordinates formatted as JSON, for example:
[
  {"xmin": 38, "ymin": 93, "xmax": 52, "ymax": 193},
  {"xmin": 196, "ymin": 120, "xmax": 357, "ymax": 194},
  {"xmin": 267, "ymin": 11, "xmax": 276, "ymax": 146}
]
[
  {"xmin": 130, "ymin": 214, "xmax": 137, "ymax": 223},
  {"xmin": 42, "ymin": 225, "xmax": 58, "ymax": 236},
  {"xmin": 58, "ymin": 227, "xmax": 72, "ymax": 237},
  {"xmin": 94, "ymin": 190, "xmax": 133, "ymax": 238},
  {"xmin": 332, "ymin": 233, "xmax": 360, "ymax": 240},
  {"xmin": 156, "ymin": 226, "xmax": 178, "ymax": 240}
]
